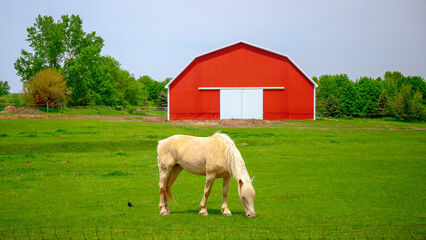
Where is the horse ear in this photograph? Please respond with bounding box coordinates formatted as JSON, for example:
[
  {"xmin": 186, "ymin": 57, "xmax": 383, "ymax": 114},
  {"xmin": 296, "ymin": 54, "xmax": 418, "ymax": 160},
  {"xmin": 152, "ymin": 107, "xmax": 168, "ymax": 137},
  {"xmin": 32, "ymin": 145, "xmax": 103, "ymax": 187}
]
[
  {"xmin": 239, "ymin": 179, "xmax": 244, "ymax": 188},
  {"xmin": 251, "ymin": 176, "xmax": 255, "ymax": 183}
]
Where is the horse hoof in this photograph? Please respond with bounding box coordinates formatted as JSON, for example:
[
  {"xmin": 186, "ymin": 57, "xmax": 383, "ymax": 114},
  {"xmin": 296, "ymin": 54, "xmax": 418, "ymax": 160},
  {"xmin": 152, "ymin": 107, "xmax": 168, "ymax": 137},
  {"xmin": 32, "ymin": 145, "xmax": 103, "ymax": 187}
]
[
  {"xmin": 160, "ymin": 210, "xmax": 169, "ymax": 216},
  {"xmin": 199, "ymin": 209, "xmax": 208, "ymax": 216},
  {"xmin": 223, "ymin": 211, "xmax": 232, "ymax": 216}
]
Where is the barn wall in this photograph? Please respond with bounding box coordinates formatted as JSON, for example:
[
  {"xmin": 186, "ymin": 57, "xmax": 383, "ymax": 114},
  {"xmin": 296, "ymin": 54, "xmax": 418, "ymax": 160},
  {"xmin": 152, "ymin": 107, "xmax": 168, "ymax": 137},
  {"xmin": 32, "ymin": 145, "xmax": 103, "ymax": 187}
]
[{"xmin": 169, "ymin": 43, "xmax": 315, "ymax": 120}]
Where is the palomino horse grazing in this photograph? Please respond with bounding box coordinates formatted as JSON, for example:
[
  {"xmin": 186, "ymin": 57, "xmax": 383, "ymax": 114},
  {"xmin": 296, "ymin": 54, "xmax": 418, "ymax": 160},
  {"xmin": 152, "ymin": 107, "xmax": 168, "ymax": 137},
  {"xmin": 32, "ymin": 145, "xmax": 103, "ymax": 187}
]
[{"xmin": 157, "ymin": 133, "xmax": 256, "ymax": 218}]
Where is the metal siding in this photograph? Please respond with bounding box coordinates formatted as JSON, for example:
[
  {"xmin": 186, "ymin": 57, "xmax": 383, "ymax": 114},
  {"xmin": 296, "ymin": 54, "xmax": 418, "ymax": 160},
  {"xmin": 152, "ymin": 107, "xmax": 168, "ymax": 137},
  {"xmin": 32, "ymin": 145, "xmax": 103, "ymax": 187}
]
[{"xmin": 169, "ymin": 42, "xmax": 315, "ymax": 120}]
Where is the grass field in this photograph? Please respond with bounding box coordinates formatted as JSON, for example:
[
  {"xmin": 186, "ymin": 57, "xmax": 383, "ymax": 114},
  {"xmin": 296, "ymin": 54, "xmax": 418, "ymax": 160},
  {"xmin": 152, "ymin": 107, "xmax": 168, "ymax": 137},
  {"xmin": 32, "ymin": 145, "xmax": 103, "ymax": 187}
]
[{"xmin": 0, "ymin": 118, "xmax": 425, "ymax": 239}]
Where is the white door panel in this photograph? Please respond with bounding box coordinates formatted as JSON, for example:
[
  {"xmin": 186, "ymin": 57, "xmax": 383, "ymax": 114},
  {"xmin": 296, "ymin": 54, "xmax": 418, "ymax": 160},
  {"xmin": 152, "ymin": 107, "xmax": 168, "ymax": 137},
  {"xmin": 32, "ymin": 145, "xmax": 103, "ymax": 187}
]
[
  {"xmin": 220, "ymin": 90, "xmax": 241, "ymax": 119},
  {"xmin": 220, "ymin": 89, "xmax": 263, "ymax": 119},
  {"xmin": 242, "ymin": 89, "xmax": 263, "ymax": 119}
]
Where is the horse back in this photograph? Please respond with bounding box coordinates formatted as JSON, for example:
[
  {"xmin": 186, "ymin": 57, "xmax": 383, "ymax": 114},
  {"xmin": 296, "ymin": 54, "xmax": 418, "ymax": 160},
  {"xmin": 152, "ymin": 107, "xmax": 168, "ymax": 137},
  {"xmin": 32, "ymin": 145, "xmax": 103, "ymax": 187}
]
[{"xmin": 157, "ymin": 134, "xmax": 229, "ymax": 176}]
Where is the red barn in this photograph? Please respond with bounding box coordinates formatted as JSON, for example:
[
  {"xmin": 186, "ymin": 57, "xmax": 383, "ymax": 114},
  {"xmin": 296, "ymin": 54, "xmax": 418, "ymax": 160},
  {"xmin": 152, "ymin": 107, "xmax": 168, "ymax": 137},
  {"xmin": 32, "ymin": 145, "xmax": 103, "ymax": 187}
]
[{"xmin": 165, "ymin": 41, "xmax": 317, "ymax": 121}]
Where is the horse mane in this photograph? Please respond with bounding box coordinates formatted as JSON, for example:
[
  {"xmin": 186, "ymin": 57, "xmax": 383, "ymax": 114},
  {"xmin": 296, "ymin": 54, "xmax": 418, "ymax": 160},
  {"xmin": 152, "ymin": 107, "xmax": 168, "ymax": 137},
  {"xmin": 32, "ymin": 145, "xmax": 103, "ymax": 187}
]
[{"xmin": 213, "ymin": 132, "xmax": 250, "ymax": 182}]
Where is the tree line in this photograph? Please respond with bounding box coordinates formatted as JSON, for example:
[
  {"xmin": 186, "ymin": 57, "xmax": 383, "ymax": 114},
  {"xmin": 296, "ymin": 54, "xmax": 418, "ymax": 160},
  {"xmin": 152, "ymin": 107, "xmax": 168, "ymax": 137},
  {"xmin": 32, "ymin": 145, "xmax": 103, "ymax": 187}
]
[
  {"xmin": 2, "ymin": 15, "xmax": 425, "ymax": 120},
  {"xmin": 313, "ymin": 72, "xmax": 425, "ymax": 120},
  {"xmin": 12, "ymin": 14, "xmax": 168, "ymax": 108}
]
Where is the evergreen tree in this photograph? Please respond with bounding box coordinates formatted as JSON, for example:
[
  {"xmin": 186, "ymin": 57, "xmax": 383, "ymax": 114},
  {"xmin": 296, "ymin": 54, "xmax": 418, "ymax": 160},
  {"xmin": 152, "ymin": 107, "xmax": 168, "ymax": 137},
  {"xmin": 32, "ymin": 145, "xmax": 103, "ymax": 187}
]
[{"xmin": 376, "ymin": 89, "xmax": 390, "ymax": 116}]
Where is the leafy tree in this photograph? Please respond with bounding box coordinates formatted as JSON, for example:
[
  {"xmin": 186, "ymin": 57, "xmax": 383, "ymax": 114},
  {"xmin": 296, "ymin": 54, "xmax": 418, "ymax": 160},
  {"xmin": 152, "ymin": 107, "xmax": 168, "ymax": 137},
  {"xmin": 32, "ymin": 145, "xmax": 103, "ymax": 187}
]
[
  {"xmin": 316, "ymin": 74, "xmax": 355, "ymax": 115},
  {"xmin": 382, "ymin": 71, "xmax": 403, "ymax": 98},
  {"xmin": 102, "ymin": 56, "xmax": 143, "ymax": 106},
  {"xmin": 15, "ymin": 15, "xmax": 104, "ymax": 83},
  {"xmin": 0, "ymin": 81, "xmax": 10, "ymax": 96},
  {"xmin": 22, "ymin": 69, "xmax": 71, "ymax": 109},
  {"xmin": 137, "ymin": 76, "xmax": 171, "ymax": 106},
  {"xmin": 65, "ymin": 44, "xmax": 115, "ymax": 106},
  {"xmin": 397, "ymin": 76, "xmax": 426, "ymax": 104},
  {"xmin": 391, "ymin": 84, "xmax": 425, "ymax": 120},
  {"xmin": 354, "ymin": 77, "xmax": 382, "ymax": 115}
]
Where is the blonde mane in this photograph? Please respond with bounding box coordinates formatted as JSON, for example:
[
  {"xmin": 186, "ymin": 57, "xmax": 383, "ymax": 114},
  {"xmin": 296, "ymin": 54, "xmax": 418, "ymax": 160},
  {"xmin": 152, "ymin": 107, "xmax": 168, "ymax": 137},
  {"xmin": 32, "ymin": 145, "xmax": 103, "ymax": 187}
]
[{"xmin": 213, "ymin": 132, "xmax": 251, "ymax": 183}]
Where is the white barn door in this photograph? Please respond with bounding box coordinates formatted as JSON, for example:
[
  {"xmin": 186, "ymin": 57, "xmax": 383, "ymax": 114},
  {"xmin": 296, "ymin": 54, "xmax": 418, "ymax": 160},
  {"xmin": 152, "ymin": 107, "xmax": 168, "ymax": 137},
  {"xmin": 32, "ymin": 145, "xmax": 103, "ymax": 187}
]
[{"xmin": 220, "ymin": 89, "xmax": 263, "ymax": 119}]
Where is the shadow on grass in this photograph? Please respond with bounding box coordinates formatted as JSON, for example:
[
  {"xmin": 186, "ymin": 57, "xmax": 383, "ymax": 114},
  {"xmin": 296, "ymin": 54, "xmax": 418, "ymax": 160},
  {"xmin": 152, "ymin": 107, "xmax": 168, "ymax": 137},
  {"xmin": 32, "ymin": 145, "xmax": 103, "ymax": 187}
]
[{"xmin": 172, "ymin": 209, "xmax": 246, "ymax": 216}]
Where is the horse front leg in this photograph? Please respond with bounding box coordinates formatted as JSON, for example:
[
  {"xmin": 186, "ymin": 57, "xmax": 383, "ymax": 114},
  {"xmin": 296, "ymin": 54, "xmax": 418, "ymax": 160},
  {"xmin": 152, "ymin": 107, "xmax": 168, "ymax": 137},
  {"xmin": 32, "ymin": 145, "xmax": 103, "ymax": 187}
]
[
  {"xmin": 221, "ymin": 175, "xmax": 232, "ymax": 216},
  {"xmin": 199, "ymin": 173, "xmax": 216, "ymax": 216}
]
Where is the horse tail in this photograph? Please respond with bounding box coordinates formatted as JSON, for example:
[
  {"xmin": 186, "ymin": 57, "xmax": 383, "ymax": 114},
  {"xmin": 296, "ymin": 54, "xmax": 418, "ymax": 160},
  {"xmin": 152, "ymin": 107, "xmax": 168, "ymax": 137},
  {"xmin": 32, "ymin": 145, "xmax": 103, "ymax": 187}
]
[{"xmin": 166, "ymin": 187, "xmax": 174, "ymax": 201}]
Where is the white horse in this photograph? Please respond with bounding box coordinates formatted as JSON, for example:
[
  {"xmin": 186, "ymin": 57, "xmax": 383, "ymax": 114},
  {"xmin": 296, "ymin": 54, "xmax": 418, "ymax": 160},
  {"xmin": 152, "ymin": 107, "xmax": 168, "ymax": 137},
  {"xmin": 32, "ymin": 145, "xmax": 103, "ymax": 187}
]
[{"xmin": 157, "ymin": 132, "xmax": 256, "ymax": 218}]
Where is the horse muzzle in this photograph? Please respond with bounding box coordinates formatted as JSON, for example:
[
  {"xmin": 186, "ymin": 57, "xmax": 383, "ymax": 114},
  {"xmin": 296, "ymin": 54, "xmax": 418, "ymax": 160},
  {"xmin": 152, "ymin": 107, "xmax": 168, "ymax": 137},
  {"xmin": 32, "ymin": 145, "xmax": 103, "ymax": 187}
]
[{"xmin": 246, "ymin": 213, "xmax": 257, "ymax": 218}]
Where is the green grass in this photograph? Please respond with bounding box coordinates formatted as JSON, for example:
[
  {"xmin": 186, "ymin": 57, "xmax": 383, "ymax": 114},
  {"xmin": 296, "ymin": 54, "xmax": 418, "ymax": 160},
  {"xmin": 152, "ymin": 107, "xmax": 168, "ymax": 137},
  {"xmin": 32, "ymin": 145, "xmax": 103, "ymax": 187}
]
[{"xmin": 0, "ymin": 119, "xmax": 425, "ymax": 239}]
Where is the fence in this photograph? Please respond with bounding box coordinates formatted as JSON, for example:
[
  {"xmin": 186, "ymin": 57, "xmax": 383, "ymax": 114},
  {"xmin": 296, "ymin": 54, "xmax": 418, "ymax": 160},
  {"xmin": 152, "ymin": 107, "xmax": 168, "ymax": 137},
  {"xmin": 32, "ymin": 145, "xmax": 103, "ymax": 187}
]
[
  {"xmin": 0, "ymin": 224, "xmax": 424, "ymax": 240},
  {"xmin": 133, "ymin": 107, "xmax": 167, "ymax": 116}
]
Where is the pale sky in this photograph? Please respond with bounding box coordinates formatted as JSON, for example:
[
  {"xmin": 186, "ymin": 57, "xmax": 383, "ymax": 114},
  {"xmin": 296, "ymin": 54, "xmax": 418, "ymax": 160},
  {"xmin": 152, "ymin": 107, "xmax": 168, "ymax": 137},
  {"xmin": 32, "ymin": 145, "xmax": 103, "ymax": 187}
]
[{"xmin": 1, "ymin": 0, "xmax": 425, "ymax": 93}]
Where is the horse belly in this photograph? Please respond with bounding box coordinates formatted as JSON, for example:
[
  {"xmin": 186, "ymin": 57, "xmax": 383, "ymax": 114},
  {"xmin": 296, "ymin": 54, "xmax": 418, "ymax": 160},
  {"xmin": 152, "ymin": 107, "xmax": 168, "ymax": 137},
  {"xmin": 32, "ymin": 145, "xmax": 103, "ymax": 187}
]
[{"xmin": 178, "ymin": 161, "xmax": 206, "ymax": 176}]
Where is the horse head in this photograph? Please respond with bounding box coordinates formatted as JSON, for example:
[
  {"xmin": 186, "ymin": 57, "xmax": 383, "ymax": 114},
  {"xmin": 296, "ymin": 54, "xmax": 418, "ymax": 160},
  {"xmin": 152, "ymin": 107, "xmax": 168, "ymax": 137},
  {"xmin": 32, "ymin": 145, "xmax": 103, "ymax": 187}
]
[{"xmin": 238, "ymin": 177, "xmax": 256, "ymax": 218}]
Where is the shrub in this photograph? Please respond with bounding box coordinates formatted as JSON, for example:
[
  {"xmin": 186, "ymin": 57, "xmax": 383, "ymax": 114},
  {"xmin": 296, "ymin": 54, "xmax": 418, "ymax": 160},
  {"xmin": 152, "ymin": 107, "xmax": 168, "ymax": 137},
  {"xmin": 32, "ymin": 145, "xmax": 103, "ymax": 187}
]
[{"xmin": 22, "ymin": 69, "xmax": 71, "ymax": 108}]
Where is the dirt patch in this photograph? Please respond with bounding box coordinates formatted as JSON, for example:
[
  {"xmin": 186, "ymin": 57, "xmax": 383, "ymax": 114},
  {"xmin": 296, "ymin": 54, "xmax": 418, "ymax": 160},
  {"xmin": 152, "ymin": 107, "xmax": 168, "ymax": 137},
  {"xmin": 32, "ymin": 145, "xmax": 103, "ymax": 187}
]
[
  {"xmin": 0, "ymin": 113, "xmax": 281, "ymax": 126},
  {"xmin": 0, "ymin": 106, "xmax": 45, "ymax": 114},
  {"xmin": 169, "ymin": 119, "xmax": 280, "ymax": 127}
]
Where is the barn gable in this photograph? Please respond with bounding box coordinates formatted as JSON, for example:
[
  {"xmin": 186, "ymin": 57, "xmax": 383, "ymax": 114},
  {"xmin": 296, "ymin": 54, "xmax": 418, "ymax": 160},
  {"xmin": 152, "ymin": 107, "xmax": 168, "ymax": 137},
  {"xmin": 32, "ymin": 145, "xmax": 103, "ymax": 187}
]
[{"xmin": 166, "ymin": 41, "xmax": 317, "ymax": 121}]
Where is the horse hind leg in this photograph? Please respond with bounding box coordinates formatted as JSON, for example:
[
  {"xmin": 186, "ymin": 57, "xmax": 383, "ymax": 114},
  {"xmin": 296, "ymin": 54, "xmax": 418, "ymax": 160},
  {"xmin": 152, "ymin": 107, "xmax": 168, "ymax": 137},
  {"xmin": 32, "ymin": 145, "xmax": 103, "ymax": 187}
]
[
  {"xmin": 166, "ymin": 164, "xmax": 183, "ymax": 202},
  {"xmin": 158, "ymin": 156, "xmax": 174, "ymax": 215}
]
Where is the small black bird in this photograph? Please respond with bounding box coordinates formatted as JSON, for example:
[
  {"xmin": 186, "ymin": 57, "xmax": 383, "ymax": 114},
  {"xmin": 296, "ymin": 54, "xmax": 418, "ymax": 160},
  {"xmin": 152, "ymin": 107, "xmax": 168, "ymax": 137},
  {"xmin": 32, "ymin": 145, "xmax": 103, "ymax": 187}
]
[{"xmin": 128, "ymin": 202, "xmax": 133, "ymax": 207}]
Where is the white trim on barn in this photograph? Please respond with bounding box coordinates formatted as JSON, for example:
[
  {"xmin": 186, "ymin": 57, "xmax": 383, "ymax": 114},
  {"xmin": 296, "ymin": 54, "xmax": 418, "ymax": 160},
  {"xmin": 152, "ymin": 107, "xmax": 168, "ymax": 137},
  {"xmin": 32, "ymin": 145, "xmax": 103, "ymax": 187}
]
[
  {"xmin": 314, "ymin": 87, "xmax": 316, "ymax": 120},
  {"xmin": 165, "ymin": 41, "xmax": 318, "ymax": 89},
  {"xmin": 167, "ymin": 88, "xmax": 170, "ymax": 121},
  {"xmin": 199, "ymin": 87, "xmax": 284, "ymax": 90}
]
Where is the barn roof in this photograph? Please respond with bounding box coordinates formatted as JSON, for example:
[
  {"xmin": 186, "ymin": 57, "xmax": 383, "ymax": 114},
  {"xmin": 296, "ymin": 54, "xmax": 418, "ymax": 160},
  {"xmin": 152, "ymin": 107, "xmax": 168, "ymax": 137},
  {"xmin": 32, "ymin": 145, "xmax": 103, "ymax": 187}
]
[{"xmin": 165, "ymin": 41, "xmax": 318, "ymax": 89}]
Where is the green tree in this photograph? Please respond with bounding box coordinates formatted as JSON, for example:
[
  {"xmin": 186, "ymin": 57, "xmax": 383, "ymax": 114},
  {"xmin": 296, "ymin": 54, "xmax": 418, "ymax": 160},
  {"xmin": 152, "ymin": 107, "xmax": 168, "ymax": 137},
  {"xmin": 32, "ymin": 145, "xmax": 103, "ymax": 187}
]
[
  {"xmin": 15, "ymin": 15, "xmax": 104, "ymax": 83},
  {"xmin": 157, "ymin": 91, "xmax": 167, "ymax": 107},
  {"xmin": 65, "ymin": 44, "xmax": 116, "ymax": 106},
  {"xmin": 354, "ymin": 77, "xmax": 382, "ymax": 115},
  {"xmin": 316, "ymin": 74, "xmax": 355, "ymax": 115},
  {"xmin": 376, "ymin": 89, "xmax": 390, "ymax": 116},
  {"xmin": 391, "ymin": 84, "xmax": 425, "ymax": 120},
  {"xmin": 0, "ymin": 81, "xmax": 10, "ymax": 96},
  {"xmin": 382, "ymin": 71, "xmax": 403, "ymax": 98},
  {"xmin": 397, "ymin": 76, "xmax": 426, "ymax": 104},
  {"xmin": 22, "ymin": 69, "xmax": 71, "ymax": 109},
  {"xmin": 102, "ymin": 56, "xmax": 143, "ymax": 106},
  {"xmin": 320, "ymin": 94, "xmax": 341, "ymax": 117}
]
